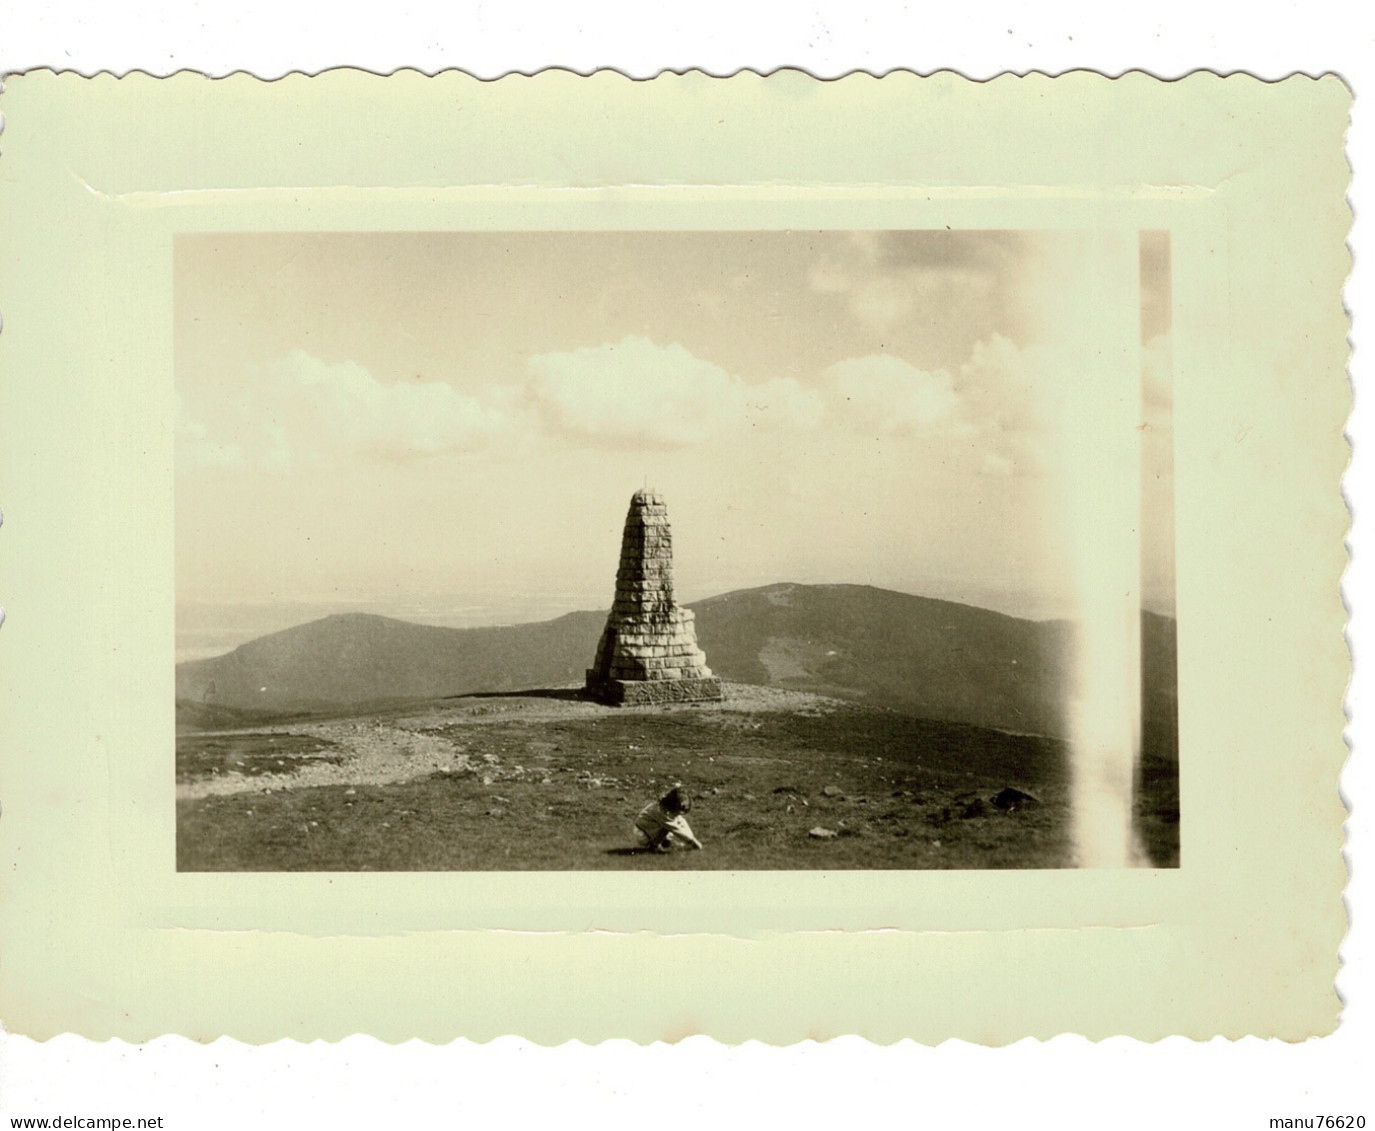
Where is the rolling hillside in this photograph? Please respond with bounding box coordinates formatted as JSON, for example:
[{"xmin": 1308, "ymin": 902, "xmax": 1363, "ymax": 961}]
[
  {"xmin": 691, "ymin": 583, "xmax": 1074, "ymax": 737},
  {"xmin": 177, "ymin": 582, "xmax": 1175, "ymax": 742},
  {"xmin": 176, "ymin": 609, "xmax": 606, "ymax": 715}
]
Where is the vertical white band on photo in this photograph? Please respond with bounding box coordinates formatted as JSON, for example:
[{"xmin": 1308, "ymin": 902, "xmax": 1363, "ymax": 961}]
[{"xmin": 1023, "ymin": 231, "xmax": 1144, "ymax": 868}]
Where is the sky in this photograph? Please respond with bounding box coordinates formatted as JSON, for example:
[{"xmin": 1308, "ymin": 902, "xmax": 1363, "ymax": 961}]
[{"xmin": 175, "ymin": 229, "xmax": 1173, "ymax": 657}]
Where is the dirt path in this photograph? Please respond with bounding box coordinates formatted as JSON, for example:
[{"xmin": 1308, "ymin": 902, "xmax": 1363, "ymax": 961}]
[
  {"xmin": 176, "ymin": 685, "xmax": 842, "ymax": 801},
  {"xmin": 176, "ymin": 720, "xmax": 474, "ymax": 800}
]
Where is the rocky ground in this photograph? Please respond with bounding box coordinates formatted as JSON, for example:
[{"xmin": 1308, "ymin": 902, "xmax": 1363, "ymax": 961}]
[{"xmin": 176, "ymin": 683, "xmax": 1175, "ymax": 871}]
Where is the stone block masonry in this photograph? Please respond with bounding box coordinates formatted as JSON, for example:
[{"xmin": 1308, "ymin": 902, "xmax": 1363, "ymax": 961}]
[{"xmin": 585, "ymin": 489, "xmax": 724, "ymax": 706}]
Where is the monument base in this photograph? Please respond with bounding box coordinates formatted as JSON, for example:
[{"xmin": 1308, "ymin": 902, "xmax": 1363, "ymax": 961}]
[{"xmin": 584, "ymin": 672, "xmax": 724, "ymax": 707}]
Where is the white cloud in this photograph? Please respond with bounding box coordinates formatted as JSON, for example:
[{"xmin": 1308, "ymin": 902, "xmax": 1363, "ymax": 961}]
[
  {"xmin": 1143, "ymin": 333, "xmax": 1173, "ymax": 415},
  {"xmin": 951, "ymin": 334, "xmax": 1049, "ymax": 477},
  {"xmin": 178, "ymin": 350, "xmax": 508, "ymax": 471},
  {"xmin": 525, "ymin": 335, "xmax": 823, "ymax": 446},
  {"xmin": 179, "ymin": 325, "xmax": 1129, "ymax": 482},
  {"xmin": 274, "ymin": 352, "xmax": 508, "ymax": 460},
  {"xmin": 743, "ymin": 376, "xmax": 827, "ymax": 432},
  {"xmin": 808, "ymin": 232, "xmax": 1005, "ymax": 332},
  {"xmin": 822, "ymin": 354, "xmax": 958, "ymax": 433},
  {"xmin": 946, "ymin": 329, "xmax": 1175, "ymax": 481},
  {"xmin": 180, "ymin": 340, "xmax": 831, "ymax": 471},
  {"xmin": 957, "ymin": 334, "xmax": 1040, "ymax": 433},
  {"xmin": 813, "ymin": 335, "xmax": 1047, "ymax": 476}
]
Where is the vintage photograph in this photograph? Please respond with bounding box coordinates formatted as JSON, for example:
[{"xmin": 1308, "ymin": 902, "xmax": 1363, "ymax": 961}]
[
  {"xmin": 174, "ymin": 228, "xmax": 1178, "ymax": 871},
  {"xmin": 5, "ymin": 67, "xmax": 1348, "ymax": 1047}
]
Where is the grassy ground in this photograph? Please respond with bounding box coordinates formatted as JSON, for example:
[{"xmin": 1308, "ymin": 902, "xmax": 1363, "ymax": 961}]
[
  {"xmin": 177, "ymin": 731, "xmax": 345, "ymax": 781},
  {"xmin": 1135, "ymin": 744, "xmax": 1182, "ymax": 868},
  {"xmin": 177, "ymin": 691, "xmax": 1094, "ymax": 871}
]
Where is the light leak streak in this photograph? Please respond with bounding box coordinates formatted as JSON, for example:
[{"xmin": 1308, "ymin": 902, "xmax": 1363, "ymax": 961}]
[{"xmin": 1024, "ymin": 232, "xmax": 1146, "ymax": 868}]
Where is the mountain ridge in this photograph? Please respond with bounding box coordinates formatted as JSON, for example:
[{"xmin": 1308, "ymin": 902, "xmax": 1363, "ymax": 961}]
[{"xmin": 177, "ymin": 582, "xmax": 1175, "ymax": 742}]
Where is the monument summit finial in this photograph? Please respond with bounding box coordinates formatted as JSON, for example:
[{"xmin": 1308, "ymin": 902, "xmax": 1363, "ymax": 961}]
[{"xmin": 584, "ymin": 490, "xmax": 724, "ymax": 706}]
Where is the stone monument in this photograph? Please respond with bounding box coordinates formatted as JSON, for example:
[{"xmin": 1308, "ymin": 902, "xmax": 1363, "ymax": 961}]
[{"xmin": 585, "ymin": 489, "xmax": 724, "ymax": 706}]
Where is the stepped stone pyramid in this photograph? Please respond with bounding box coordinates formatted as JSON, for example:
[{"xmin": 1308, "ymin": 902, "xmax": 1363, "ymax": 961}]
[{"xmin": 585, "ymin": 490, "xmax": 724, "ymax": 706}]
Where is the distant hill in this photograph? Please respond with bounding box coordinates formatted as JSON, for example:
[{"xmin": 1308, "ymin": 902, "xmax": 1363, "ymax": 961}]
[
  {"xmin": 176, "ymin": 609, "xmax": 606, "ymax": 716},
  {"xmin": 176, "ymin": 582, "xmax": 1176, "ymax": 742},
  {"xmin": 688, "ymin": 583, "xmax": 1073, "ymax": 736}
]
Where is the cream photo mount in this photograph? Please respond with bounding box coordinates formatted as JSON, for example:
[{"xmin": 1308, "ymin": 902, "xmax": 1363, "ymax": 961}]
[{"xmin": 0, "ymin": 70, "xmax": 1349, "ymax": 1043}]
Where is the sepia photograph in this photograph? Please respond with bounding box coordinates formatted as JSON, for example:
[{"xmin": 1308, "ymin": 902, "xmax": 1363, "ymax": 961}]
[
  {"xmin": 0, "ymin": 0, "xmax": 1365, "ymax": 1113},
  {"xmin": 174, "ymin": 228, "xmax": 1178, "ymax": 872},
  {"xmin": 0, "ymin": 62, "xmax": 1349, "ymax": 1049}
]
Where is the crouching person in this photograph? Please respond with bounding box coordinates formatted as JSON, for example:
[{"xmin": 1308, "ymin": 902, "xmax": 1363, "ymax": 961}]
[{"xmin": 634, "ymin": 786, "xmax": 704, "ymax": 853}]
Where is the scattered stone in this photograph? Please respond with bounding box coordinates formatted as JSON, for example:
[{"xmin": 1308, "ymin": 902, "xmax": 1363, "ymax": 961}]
[
  {"xmin": 821, "ymin": 785, "xmax": 843, "ymax": 798},
  {"xmin": 743, "ymin": 794, "xmax": 756, "ymax": 802},
  {"xmin": 487, "ymin": 808, "xmax": 505, "ymax": 817},
  {"xmin": 989, "ymin": 787, "xmax": 1041, "ymax": 811},
  {"xmin": 808, "ymin": 827, "xmax": 838, "ymax": 839}
]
